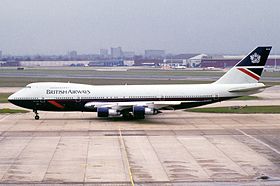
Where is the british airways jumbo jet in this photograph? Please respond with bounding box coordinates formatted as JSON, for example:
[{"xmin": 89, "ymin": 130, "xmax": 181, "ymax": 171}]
[{"xmin": 8, "ymin": 46, "xmax": 271, "ymax": 120}]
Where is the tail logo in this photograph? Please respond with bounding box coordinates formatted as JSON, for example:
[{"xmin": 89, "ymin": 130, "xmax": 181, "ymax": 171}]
[
  {"xmin": 250, "ymin": 53, "xmax": 261, "ymax": 64},
  {"xmin": 237, "ymin": 68, "xmax": 260, "ymax": 81}
]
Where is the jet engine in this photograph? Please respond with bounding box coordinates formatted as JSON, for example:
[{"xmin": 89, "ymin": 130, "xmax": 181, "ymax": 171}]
[
  {"xmin": 133, "ymin": 106, "xmax": 157, "ymax": 119},
  {"xmin": 97, "ymin": 107, "xmax": 120, "ymax": 117}
]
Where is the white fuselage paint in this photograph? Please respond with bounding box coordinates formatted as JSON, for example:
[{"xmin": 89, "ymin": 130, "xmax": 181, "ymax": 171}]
[{"xmin": 9, "ymin": 82, "xmax": 264, "ymax": 102}]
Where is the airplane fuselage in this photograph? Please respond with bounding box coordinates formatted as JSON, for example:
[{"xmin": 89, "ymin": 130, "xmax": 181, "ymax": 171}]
[{"xmin": 9, "ymin": 82, "xmax": 264, "ymax": 112}]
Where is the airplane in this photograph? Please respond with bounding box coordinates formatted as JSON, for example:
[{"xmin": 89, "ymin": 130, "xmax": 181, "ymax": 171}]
[{"xmin": 8, "ymin": 46, "xmax": 271, "ymax": 120}]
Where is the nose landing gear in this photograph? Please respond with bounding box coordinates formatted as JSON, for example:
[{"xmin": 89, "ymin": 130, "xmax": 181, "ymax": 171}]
[{"xmin": 33, "ymin": 110, "xmax": 40, "ymax": 120}]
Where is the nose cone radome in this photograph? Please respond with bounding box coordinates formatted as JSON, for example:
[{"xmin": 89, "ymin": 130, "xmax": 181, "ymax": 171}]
[
  {"xmin": 7, "ymin": 92, "xmax": 23, "ymax": 108},
  {"xmin": 8, "ymin": 92, "xmax": 18, "ymax": 104},
  {"xmin": 8, "ymin": 93, "xmax": 15, "ymax": 101}
]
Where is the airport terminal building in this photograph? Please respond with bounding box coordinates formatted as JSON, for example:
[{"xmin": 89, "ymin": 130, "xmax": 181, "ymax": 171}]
[
  {"xmin": 1, "ymin": 54, "xmax": 279, "ymax": 68},
  {"xmin": 201, "ymin": 55, "xmax": 280, "ymax": 68}
]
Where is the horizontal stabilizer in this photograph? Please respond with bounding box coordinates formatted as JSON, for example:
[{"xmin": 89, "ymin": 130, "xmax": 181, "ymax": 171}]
[{"xmin": 228, "ymin": 85, "xmax": 266, "ymax": 92}]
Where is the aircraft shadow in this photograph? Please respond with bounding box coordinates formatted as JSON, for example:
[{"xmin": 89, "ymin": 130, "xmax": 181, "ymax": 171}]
[{"xmin": 37, "ymin": 116, "xmax": 166, "ymax": 124}]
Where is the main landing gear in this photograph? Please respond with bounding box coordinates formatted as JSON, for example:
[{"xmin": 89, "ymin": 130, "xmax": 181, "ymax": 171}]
[{"xmin": 33, "ymin": 110, "xmax": 40, "ymax": 120}]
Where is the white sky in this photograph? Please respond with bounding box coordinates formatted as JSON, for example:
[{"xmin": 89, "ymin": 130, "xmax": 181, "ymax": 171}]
[{"xmin": 0, "ymin": 0, "xmax": 279, "ymax": 55}]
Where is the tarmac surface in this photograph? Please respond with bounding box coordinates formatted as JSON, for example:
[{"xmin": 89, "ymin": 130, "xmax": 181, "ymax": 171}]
[
  {"xmin": 0, "ymin": 111, "xmax": 280, "ymax": 185},
  {"xmin": 0, "ymin": 86, "xmax": 280, "ymax": 185}
]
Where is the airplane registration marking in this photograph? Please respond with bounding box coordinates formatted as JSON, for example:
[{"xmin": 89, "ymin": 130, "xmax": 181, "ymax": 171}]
[{"xmin": 0, "ymin": 115, "xmax": 10, "ymax": 122}]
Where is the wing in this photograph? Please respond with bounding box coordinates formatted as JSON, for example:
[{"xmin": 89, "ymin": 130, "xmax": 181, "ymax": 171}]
[{"xmin": 84, "ymin": 101, "xmax": 185, "ymax": 111}]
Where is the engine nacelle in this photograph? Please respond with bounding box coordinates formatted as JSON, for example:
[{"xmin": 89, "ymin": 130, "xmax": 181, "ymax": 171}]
[
  {"xmin": 97, "ymin": 107, "xmax": 120, "ymax": 117},
  {"xmin": 143, "ymin": 107, "xmax": 156, "ymax": 115},
  {"xmin": 133, "ymin": 106, "xmax": 157, "ymax": 118}
]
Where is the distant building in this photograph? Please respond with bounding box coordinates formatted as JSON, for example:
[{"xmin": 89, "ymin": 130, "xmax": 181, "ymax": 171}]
[
  {"xmin": 100, "ymin": 49, "xmax": 109, "ymax": 58},
  {"xmin": 111, "ymin": 47, "xmax": 123, "ymax": 58},
  {"xmin": 67, "ymin": 50, "xmax": 78, "ymax": 59},
  {"xmin": 200, "ymin": 55, "xmax": 280, "ymax": 68},
  {"xmin": 0, "ymin": 61, "xmax": 20, "ymax": 67},
  {"xmin": 187, "ymin": 54, "xmax": 207, "ymax": 67},
  {"xmin": 173, "ymin": 53, "xmax": 199, "ymax": 59},
  {"xmin": 88, "ymin": 59, "xmax": 124, "ymax": 67},
  {"xmin": 134, "ymin": 59, "xmax": 163, "ymax": 66},
  {"xmin": 145, "ymin": 50, "xmax": 165, "ymax": 59},
  {"xmin": 123, "ymin": 60, "xmax": 134, "ymax": 66},
  {"xmin": 162, "ymin": 58, "xmax": 185, "ymax": 67},
  {"xmin": 19, "ymin": 61, "xmax": 90, "ymax": 67},
  {"xmin": 123, "ymin": 51, "xmax": 135, "ymax": 58},
  {"xmin": 162, "ymin": 54, "xmax": 200, "ymax": 67}
]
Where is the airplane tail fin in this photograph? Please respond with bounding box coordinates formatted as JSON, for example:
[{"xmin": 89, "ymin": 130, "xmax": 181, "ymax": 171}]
[{"xmin": 214, "ymin": 46, "xmax": 272, "ymax": 84}]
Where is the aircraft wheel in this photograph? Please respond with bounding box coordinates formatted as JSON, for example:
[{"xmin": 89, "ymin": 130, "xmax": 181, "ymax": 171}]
[
  {"xmin": 122, "ymin": 112, "xmax": 133, "ymax": 120},
  {"xmin": 134, "ymin": 115, "xmax": 145, "ymax": 120},
  {"xmin": 35, "ymin": 115, "xmax": 40, "ymax": 120}
]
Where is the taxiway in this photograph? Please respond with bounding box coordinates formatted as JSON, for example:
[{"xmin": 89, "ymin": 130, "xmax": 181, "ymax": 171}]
[
  {"xmin": 0, "ymin": 86, "xmax": 279, "ymax": 185},
  {"xmin": 0, "ymin": 111, "xmax": 279, "ymax": 185}
]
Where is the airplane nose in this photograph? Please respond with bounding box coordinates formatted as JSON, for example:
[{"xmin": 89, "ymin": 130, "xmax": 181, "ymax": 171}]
[{"xmin": 8, "ymin": 93, "xmax": 15, "ymax": 101}]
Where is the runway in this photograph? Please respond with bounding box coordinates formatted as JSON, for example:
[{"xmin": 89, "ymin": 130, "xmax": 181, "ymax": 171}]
[{"xmin": 0, "ymin": 111, "xmax": 280, "ymax": 185}]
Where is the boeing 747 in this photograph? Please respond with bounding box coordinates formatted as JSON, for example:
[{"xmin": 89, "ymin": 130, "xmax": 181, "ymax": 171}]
[{"xmin": 8, "ymin": 46, "xmax": 271, "ymax": 120}]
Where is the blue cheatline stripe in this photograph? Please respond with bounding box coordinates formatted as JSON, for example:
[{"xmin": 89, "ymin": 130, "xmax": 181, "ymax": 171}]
[{"xmin": 247, "ymin": 68, "xmax": 263, "ymax": 77}]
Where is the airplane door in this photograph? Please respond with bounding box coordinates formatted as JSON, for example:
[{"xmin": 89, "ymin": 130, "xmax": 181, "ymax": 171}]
[
  {"xmin": 74, "ymin": 96, "xmax": 82, "ymax": 110},
  {"xmin": 75, "ymin": 96, "xmax": 81, "ymax": 103},
  {"xmin": 159, "ymin": 95, "xmax": 165, "ymax": 101},
  {"xmin": 213, "ymin": 94, "xmax": 219, "ymax": 101},
  {"xmin": 40, "ymin": 97, "xmax": 46, "ymax": 104},
  {"xmin": 33, "ymin": 97, "xmax": 46, "ymax": 109}
]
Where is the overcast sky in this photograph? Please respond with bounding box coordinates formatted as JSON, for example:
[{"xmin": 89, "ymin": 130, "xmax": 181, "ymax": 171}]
[{"xmin": 0, "ymin": 0, "xmax": 279, "ymax": 55}]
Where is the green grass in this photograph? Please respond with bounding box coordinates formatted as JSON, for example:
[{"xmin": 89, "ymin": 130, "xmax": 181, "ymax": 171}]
[
  {"xmin": 231, "ymin": 96, "xmax": 260, "ymax": 101},
  {"xmin": 0, "ymin": 108, "xmax": 29, "ymax": 114},
  {"xmin": 187, "ymin": 106, "xmax": 280, "ymax": 114},
  {"xmin": 0, "ymin": 93, "xmax": 11, "ymax": 103}
]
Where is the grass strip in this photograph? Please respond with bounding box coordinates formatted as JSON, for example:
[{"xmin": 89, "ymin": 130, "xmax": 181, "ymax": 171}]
[
  {"xmin": 187, "ymin": 105, "xmax": 280, "ymax": 114},
  {"xmin": 231, "ymin": 96, "xmax": 260, "ymax": 100},
  {"xmin": 0, "ymin": 108, "xmax": 29, "ymax": 114},
  {"xmin": 0, "ymin": 93, "xmax": 11, "ymax": 103}
]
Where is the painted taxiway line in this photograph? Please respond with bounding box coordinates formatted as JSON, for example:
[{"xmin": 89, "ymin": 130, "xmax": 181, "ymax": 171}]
[
  {"xmin": 0, "ymin": 115, "xmax": 10, "ymax": 122},
  {"xmin": 236, "ymin": 129, "xmax": 280, "ymax": 155},
  {"xmin": 119, "ymin": 128, "xmax": 135, "ymax": 186}
]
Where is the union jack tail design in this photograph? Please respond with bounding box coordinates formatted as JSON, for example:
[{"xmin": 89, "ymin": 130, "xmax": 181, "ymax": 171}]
[{"xmin": 215, "ymin": 46, "xmax": 272, "ymax": 84}]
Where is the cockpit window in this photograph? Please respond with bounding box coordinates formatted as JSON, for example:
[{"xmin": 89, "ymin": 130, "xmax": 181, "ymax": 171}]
[{"xmin": 25, "ymin": 86, "xmax": 31, "ymax": 88}]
